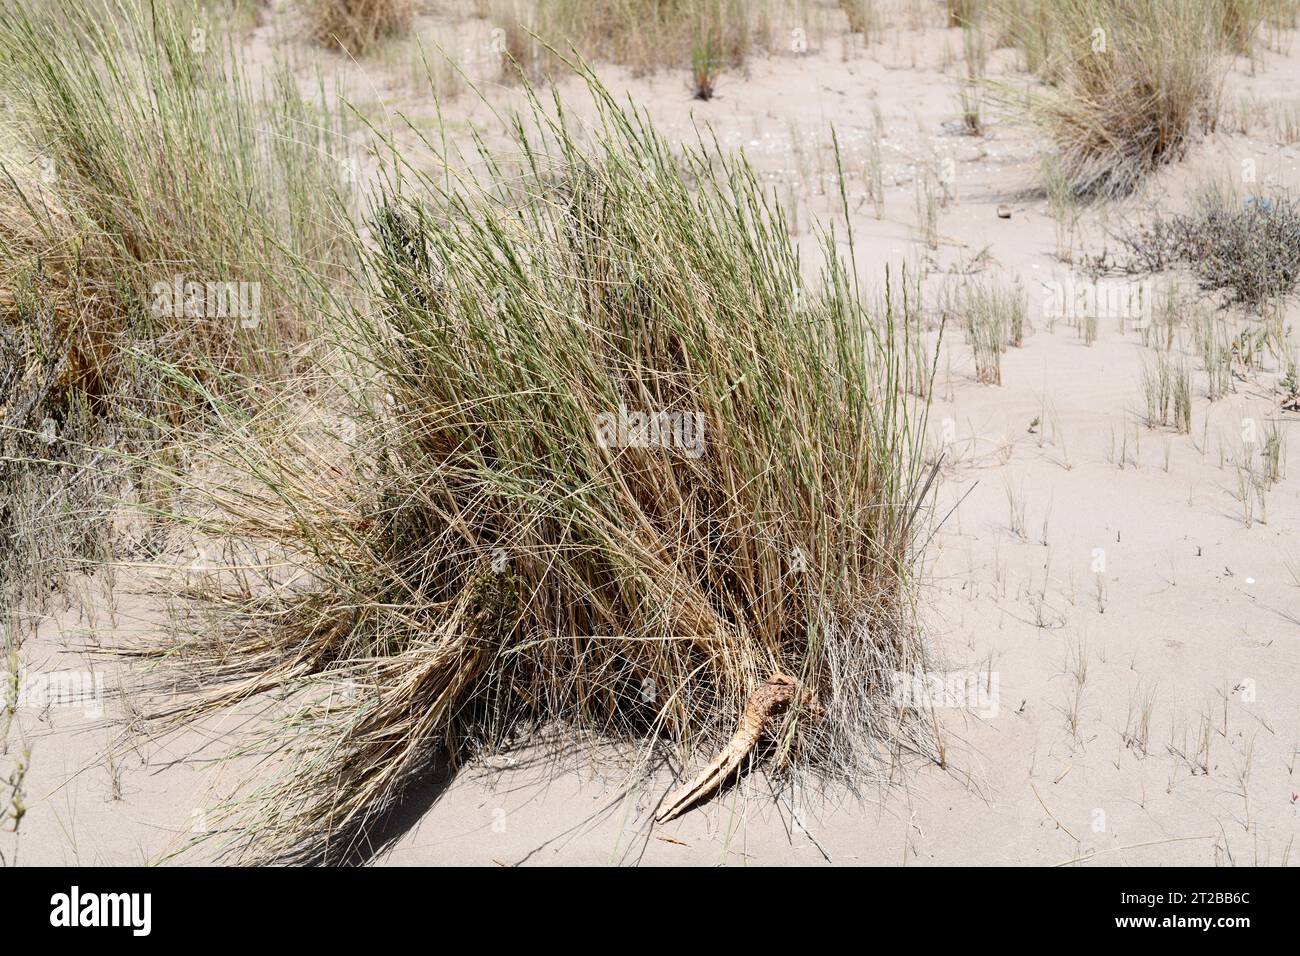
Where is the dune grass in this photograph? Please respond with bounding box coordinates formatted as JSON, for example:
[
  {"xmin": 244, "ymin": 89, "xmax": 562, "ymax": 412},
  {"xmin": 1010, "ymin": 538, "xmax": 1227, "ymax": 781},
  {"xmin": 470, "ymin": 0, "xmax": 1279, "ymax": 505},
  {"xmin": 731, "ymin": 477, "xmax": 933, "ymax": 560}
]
[
  {"xmin": 0, "ymin": 0, "xmax": 355, "ymax": 602},
  {"xmin": 478, "ymin": 0, "xmax": 766, "ymax": 83},
  {"xmin": 0, "ymin": 0, "xmax": 355, "ymax": 404},
  {"xmin": 1141, "ymin": 350, "xmax": 1193, "ymax": 433},
  {"xmin": 948, "ymin": 277, "xmax": 1026, "ymax": 385},
  {"xmin": 0, "ymin": 0, "xmax": 939, "ymax": 865},
  {"xmin": 135, "ymin": 66, "xmax": 939, "ymax": 863},
  {"xmin": 992, "ymin": 0, "xmax": 1226, "ymax": 199},
  {"xmin": 1216, "ymin": 0, "xmax": 1270, "ymax": 55},
  {"xmin": 308, "ymin": 0, "xmax": 413, "ymax": 55}
]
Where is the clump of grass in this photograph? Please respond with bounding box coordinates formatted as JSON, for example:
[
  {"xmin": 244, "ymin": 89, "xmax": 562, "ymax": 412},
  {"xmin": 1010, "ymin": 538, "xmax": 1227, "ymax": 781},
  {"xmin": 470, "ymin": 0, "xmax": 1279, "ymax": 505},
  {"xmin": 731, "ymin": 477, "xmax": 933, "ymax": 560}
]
[
  {"xmin": 1005, "ymin": 286, "xmax": 1026, "ymax": 347},
  {"xmin": 0, "ymin": 0, "xmax": 354, "ymax": 610},
  {"xmin": 840, "ymin": 0, "xmax": 874, "ymax": 35},
  {"xmin": 1064, "ymin": 632, "xmax": 1088, "ymax": 740},
  {"xmin": 959, "ymin": 17, "xmax": 986, "ymax": 135},
  {"xmin": 1189, "ymin": 309, "xmax": 1233, "ymax": 399},
  {"xmin": 1216, "ymin": 0, "xmax": 1268, "ymax": 55},
  {"xmin": 967, "ymin": 312, "xmax": 1002, "ymax": 383},
  {"xmin": 864, "ymin": 108, "xmax": 885, "ymax": 219},
  {"xmin": 690, "ymin": 31, "xmax": 722, "ymax": 99},
  {"xmin": 138, "ymin": 68, "xmax": 939, "ymax": 863},
  {"xmin": 997, "ymin": 0, "xmax": 1225, "ymax": 199},
  {"xmin": 1261, "ymin": 418, "xmax": 1285, "ymax": 482},
  {"xmin": 1140, "ymin": 350, "xmax": 1192, "ymax": 432},
  {"xmin": 1043, "ymin": 156, "xmax": 1079, "ymax": 262},
  {"xmin": 308, "ymin": 0, "xmax": 413, "ymax": 55},
  {"xmin": 913, "ymin": 165, "xmax": 943, "ymax": 250},
  {"xmin": 951, "ymin": 277, "xmax": 1025, "ymax": 385},
  {"xmin": 481, "ymin": 0, "xmax": 762, "ymax": 80},
  {"xmin": 1123, "ymin": 681, "xmax": 1155, "ymax": 755},
  {"xmin": 1234, "ymin": 455, "xmax": 1271, "ymax": 526},
  {"xmin": 0, "ymin": 0, "xmax": 354, "ymax": 401},
  {"xmin": 893, "ymin": 264, "xmax": 939, "ymax": 399},
  {"xmin": 1003, "ymin": 476, "xmax": 1027, "ymax": 539},
  {"xmin": 1143, "ymin": 281, "xmax": 1182, "ymax": 351}
]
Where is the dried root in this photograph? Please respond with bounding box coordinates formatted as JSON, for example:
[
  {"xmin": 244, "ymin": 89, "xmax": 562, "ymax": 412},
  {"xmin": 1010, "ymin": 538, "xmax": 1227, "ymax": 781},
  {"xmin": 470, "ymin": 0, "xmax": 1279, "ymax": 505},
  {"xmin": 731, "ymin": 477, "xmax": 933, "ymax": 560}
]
[{"xmin": 655, "ymin": 674, "xmax": 807, "ymax": 823}]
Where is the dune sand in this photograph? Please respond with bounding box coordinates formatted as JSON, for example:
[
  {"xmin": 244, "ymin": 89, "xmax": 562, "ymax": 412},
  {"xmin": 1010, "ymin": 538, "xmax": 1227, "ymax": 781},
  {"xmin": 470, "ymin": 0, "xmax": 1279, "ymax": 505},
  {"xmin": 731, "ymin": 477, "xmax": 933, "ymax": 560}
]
[{"xmin": 5, "ymin": 1, "xmax": 1298, "ymax": 866}]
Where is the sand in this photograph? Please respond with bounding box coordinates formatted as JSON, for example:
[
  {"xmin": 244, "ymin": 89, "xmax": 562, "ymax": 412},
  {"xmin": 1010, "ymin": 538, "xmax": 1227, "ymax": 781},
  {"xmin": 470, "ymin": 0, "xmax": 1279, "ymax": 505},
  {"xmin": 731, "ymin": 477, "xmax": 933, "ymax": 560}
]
[{"xmin": 4, "ymin": 0, "xmax": 1298, "ymax": 866}]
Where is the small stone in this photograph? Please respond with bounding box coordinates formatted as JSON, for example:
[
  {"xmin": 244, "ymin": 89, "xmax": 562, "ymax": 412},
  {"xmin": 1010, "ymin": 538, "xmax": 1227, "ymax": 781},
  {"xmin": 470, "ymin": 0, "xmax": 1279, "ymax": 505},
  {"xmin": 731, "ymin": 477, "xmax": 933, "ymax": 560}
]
[{"xmin": 996, "ymin": 204, "xmax": 1012, "ymax": 219}]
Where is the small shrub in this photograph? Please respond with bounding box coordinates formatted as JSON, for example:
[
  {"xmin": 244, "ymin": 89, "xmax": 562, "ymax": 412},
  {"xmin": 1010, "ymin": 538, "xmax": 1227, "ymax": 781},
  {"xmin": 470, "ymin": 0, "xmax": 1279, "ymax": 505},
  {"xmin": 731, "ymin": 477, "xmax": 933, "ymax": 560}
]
[{"xmin": 1126, "ymin": 188, "xmax": 1300, "ymax": 309}]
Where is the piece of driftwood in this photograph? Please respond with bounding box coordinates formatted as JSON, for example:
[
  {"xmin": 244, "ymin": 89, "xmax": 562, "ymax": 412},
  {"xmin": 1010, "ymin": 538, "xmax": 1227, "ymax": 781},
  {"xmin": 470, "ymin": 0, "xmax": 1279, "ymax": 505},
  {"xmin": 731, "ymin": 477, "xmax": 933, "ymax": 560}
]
[{"xmin": 655, "ymin": 674, "xmax": 803, "ymax": 823}]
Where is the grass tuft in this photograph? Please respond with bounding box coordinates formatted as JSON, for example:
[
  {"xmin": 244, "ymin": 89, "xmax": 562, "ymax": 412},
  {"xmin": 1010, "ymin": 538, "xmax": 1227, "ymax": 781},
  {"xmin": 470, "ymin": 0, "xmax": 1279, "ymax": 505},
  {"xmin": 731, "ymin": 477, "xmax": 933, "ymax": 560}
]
[
  {"xmin": 135, "ymin": 66, "xmax": 939, "ymax": 863},
  {"xmin": 995, "ymin": 0, "xmax": 1225, "ymax": 199},
  {"xmin": 308, "ymin": 0, "xmax": 413, "ymax": 56}
]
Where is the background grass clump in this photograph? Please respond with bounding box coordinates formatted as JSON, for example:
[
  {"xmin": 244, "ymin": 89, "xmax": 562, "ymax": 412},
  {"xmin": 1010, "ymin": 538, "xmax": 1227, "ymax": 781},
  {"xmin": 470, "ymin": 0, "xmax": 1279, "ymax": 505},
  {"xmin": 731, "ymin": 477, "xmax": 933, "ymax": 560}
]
[
  {"xmin": 992, "ymin": 0, "xmax": 1226, "ymax": 199},
  {"xmin": 141, "ymin": 69, "xmax": 938, "ymax": 864},
  {"xmin": 478, "ymin": 0, "xmax": 763, "ymax": 85},
  {"xmin": 308, "ymin": 0, "xmax": 414, "ymax": 55},
  {"xmin": 0, "ymin": 0, "xmax": 355, "ymax": 604},
  {"xmin": 0, "ymin": 0, "xmax": 355, "ymax": 408}
]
